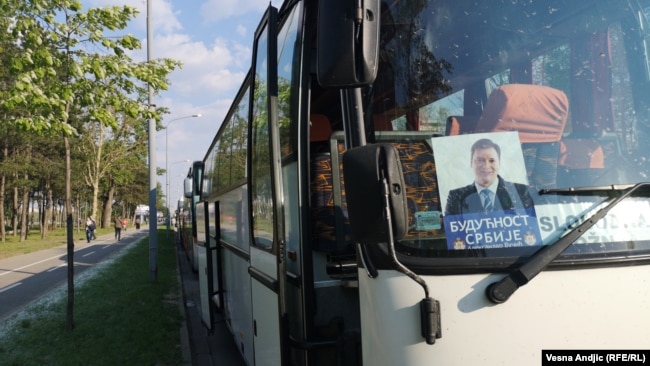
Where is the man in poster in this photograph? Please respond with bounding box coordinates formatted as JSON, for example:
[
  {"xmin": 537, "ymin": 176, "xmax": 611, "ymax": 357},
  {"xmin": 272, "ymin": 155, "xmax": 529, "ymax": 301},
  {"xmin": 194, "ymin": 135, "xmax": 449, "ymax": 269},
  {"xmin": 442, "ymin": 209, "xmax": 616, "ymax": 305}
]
[{"xmin": 445, "ymin": 138, "xmax": 534, "ymax": 215}]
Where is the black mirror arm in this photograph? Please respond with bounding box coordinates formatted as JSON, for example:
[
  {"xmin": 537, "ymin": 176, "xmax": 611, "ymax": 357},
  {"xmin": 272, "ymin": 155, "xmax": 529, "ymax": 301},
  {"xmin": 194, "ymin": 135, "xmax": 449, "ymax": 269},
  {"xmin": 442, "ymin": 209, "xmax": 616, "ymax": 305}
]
[
  {"xmin": 357, "ymin": 243, "xmax": 378, "ymax": 278},
  {"xmin": 380, "ymin": 177, "xmax": 441, "ymax": 344}
]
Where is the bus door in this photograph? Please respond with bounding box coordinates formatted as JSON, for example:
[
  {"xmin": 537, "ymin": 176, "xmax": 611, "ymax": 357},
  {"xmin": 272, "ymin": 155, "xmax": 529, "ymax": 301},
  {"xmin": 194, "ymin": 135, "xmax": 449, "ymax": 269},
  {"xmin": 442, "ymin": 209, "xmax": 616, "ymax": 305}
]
[{"xmin": 248, "ymin": 5, "xmax": 285, "ymax": 366}]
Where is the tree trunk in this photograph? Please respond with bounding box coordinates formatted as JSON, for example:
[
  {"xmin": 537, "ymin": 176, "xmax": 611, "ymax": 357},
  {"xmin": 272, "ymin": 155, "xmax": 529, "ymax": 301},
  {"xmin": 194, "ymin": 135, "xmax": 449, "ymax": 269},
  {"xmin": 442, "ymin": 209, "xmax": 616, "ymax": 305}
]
[
  {"xmin": 19, "ymin": 185, "xmax": 29, "ymax": 241},
  {"xmin": 39, "ymin": 191, "xmax": 44, "ymax": 238},
  {"xmin": 19, "ymin": 145, "xmax": 32, "ymax": 241},
  {"xmin": 47, "ymin": 188, "xmax": 53, "ymax": 231},
  {"xmin": 42, "ymin": 181, "xmax": 51, "ymax": 237},
  {"xmin": 75, "ymin": 194, "xmax": 81, "ymax": 232},
  {"xmin": 102, "ymin": 184, "xmax": 115, "ymax": 229},
  {"xmin": 12, "ymin": 185, "xmax": 18, "ymax": 236},
  {"xmin": 50, "ymin": 200, "xmax": 56, "ymax": 230},
  {"xmin": 59, "ymin": 204, "xmax": 64, "ymax": 228}
]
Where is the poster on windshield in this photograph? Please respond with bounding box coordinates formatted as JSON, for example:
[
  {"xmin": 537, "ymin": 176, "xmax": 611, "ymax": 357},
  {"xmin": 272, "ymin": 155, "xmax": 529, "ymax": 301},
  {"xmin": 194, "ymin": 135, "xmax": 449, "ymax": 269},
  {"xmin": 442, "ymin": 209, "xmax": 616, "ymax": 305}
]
[{"xmin": 432, "ymin": 131, "xmax": 542, "ymax": 250}]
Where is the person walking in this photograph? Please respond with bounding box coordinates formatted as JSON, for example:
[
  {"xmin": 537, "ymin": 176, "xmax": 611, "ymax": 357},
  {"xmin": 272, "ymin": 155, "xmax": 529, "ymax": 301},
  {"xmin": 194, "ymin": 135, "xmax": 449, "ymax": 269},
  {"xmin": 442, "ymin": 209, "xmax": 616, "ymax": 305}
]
[
  {"xmin": 114, "ymin": 216, "xmax": 123, "ymax": 242},
  {"xmin": 85, "ymin": 216, "xmax": 96, "ymax": 243}
]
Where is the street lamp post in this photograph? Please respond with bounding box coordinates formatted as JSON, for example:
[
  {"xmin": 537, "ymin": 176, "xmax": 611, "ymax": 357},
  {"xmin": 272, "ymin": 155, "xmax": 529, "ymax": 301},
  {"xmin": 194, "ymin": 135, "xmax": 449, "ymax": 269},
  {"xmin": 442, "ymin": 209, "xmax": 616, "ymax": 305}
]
[
  {"xmin": 147, "ymin": 0, "xmax": 156, "ymax": 282},
  {"xmin": 165, "ymin": 114, "xmax": 201, "ymax": 234}
]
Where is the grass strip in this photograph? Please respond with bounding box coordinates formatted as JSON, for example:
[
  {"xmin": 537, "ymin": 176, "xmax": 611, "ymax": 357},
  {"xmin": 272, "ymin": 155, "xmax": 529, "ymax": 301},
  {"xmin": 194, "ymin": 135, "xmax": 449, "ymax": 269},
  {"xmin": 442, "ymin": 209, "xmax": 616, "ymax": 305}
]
[
  {"xmin": 0, "ymin": 230, "xmax": 183, "ymax": 366},
  {"xmin": 0, "ymin": 227, "xmax": 113, "ymax": 260}
]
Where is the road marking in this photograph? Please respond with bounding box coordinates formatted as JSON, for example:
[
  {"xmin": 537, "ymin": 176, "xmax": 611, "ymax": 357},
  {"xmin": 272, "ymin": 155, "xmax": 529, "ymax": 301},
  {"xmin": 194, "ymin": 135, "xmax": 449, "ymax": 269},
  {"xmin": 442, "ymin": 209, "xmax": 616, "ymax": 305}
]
[
  {"xmin": 47, "ymin": 264, "xmax": 67, "ymax": 272},
  {"xmin": 0, "ymin": 243, "xmax": 106, "ymax": 277},
  {"xmin": 82, "ymin": 251, "xmax": 95, "ymax": 257},
  {"xmin": 0, "ymin": 282, "xmax": 22, "ymax": 293},
  {"xmin": 0, "ymin": 253, "xmax": 64, "ymax": 277}
]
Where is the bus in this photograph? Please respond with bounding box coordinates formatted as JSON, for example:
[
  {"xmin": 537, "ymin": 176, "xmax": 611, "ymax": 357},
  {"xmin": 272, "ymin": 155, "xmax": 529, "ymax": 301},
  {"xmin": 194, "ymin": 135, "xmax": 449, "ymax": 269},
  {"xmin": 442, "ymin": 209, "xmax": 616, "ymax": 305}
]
[
  {"xmin": 186, "ymin": 0, "xmax": 650, "ymax": 364},
  {"xmin": 180, "ymin": 161, "xmax": 204, "ymax": 272}
]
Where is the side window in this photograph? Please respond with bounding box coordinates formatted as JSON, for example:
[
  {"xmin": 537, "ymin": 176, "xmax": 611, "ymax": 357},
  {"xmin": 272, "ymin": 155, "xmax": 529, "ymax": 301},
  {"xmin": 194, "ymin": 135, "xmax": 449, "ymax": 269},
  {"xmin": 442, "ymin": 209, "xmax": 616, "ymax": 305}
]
[
  {"xmin": 217, "ymin": 121, "xmax": 233, "ymax": 191},
  {"xmin": 418, "ymin": 89, "xmax": 464, "ymax": 134},
  {"xmin": 207, "ymin": 139, "xmax": 221, "ymax": 193},
  {"xmin": 532, "ymin": 44, "xmax": 570, "ymax": 92},
  {"xmin": 209, "ymin": 85, "xmax": 250, "ymax": 194},
  {"xmin": 276, "ymin": 5, "xmax": 301, "ymax": 156},
  {"xmin": 251, "ymin": 11, "xmax": 275, "ymax": 250},
  {"xmin": 250, "ymin": 5, "xmax": 301, "ymax": 250},
  {"xmin": 485, "ymin": 70, "xmax": 510, "ymax": 96},
  {"xmin": 231, "ymin": 88, "xmax": 249, "ymax": 183}
]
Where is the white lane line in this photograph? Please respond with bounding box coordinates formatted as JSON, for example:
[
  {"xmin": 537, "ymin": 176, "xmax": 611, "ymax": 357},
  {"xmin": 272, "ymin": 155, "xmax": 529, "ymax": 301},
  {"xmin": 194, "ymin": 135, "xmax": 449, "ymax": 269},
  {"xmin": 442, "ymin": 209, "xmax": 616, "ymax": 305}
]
[
  {"xmin": 0, "ymin": 253, "xmax": 64, "ymax": 277},
  {"xmin": 82, "ymin": 251, "xmax": 95, "ymax": 258},
  {"xmin": 47, "ymin": 264, "xmax": 67, "ymax": 272},
  {"xmin": 0, "ymin": 282, "xmax": 22, "ymax": 293},
  {"xmin": 0, "ymin": 244, "xmax": 99, "ymax": 277}
]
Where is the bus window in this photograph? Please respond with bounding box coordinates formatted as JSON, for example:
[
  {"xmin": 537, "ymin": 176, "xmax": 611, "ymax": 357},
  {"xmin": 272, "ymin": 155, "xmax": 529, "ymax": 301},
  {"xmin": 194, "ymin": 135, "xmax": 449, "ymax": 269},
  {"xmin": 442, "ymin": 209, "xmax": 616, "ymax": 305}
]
[
  {"xmin": 277, "ymin": 4, "xmax": 300, "ymax": 157},
  {"xmin": 251, "ymin": 12, "xmax": 275, "ymax": 250},
  {"xmin": 363, "ymin": 0, "xmax": 650, "ymax": 262},
  {"xmin": 485, "ymin": 70, "xmax": 509, "ymax": 96},
  {"xmin": 531, "ymin": 44, "xmax": 571, "ymax": 92},
  {"xmin": 418, "ymin": 89, "xmax": 464, "ymax": 134}
]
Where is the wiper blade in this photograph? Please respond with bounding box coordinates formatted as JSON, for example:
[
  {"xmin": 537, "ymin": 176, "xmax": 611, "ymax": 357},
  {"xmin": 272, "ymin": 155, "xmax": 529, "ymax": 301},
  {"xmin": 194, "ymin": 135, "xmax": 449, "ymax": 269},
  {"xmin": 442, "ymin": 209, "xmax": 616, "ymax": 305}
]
[
  {"xmin": 486, "ymin": 182, "xmax": 650, "ymax": 304},
  {"xmin": 539, "ymin": 183, "xmax": 636, "ymax": 195}
]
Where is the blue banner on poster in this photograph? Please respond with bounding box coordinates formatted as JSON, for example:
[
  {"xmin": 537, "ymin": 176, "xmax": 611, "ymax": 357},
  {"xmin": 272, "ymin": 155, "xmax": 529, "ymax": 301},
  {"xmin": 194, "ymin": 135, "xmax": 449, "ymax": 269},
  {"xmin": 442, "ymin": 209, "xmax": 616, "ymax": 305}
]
[{"xmin": 444, "ymin": 207, "xmax": 542, "ymax": 250}]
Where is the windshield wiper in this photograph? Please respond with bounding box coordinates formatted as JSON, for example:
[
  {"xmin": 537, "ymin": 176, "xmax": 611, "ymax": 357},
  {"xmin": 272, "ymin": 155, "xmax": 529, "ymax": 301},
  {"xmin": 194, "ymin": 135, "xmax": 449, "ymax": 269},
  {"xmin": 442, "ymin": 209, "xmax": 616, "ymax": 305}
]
[
  {"xmin": 485, "ymin": 182, "xmax": 650, "ymax": 304},
  {"xmin": 539, "ymin": 183, "xmax": 637, "ymax": 195}
]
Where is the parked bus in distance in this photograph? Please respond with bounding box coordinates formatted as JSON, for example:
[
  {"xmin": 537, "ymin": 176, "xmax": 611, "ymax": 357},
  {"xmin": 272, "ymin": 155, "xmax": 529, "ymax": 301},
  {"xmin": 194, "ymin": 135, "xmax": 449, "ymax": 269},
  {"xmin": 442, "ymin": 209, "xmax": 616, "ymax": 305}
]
[
  {"xmin": 179, "ymin": 161, "xmax": 205, "ymax": 272},
  {"xmin": 176, "ymin": 190, "xmax": 191, "ymax": 263},
  {"xmin": 186, "ymin": 0, "xmax": 650, "ymax": 365}
]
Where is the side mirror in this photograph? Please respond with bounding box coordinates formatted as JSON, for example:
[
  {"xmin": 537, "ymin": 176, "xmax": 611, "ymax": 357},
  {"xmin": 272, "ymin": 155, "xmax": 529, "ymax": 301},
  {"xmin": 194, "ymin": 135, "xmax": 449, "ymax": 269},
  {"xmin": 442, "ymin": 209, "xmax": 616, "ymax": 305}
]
[
  {"xmin": 317, "ymin": 0, "xmax": 380, "ymax": 87},
  {"xmin": 184, "ymin": 177, "xmax": 193, "ymax": 198},
  {"xmin": 343, "ymin": 143, "xmax": 408, "ymax": 243}
]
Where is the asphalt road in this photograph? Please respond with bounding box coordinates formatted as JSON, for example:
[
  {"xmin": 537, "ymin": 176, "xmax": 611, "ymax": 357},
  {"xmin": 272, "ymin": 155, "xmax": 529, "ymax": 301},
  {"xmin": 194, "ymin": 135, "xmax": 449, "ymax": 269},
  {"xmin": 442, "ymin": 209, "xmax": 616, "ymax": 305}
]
[{"xmin": 0, "ymin": 227, "xmax": 149, "ymax": 323}]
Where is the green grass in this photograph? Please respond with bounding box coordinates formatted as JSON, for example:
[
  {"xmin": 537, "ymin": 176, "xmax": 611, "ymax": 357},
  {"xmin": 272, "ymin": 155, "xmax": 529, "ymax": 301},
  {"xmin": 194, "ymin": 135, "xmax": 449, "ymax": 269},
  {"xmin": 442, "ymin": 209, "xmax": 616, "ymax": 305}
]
[
  {"xmin": 0, "ymin": 229, "xmax": 184, "ymax": 366},
  {"xmin": 0, "ymin": 227, "xmax": 113, "ymax": 260}
]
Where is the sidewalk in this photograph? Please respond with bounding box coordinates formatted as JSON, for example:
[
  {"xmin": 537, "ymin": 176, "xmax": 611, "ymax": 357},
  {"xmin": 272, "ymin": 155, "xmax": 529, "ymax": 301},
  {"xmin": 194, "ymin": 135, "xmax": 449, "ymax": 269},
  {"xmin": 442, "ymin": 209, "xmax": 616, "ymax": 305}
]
[{"xmin": 176, "ymin": 235, "xmax": 245, "ymax": 366}]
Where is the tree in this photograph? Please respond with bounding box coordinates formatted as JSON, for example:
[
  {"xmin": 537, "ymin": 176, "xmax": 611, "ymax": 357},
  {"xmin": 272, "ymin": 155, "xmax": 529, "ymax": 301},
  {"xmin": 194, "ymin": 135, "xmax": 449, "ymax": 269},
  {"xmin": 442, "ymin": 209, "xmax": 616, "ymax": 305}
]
[
  {"xmin": 2, "ymin": 0, "xmax": 181, "ymax": 331},
  {"xmin": 75, "ymin": 104, "xmax": 154, "ymax": 226}
]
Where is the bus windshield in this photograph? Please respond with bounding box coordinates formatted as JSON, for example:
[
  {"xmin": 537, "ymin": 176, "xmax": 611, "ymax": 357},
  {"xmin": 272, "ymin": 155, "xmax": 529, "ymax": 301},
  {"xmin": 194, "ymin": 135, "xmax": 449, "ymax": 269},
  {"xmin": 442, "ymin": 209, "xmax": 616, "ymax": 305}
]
[{"xmin": 361, "ymin": 0, "xmax": 650, "ymax": 267}]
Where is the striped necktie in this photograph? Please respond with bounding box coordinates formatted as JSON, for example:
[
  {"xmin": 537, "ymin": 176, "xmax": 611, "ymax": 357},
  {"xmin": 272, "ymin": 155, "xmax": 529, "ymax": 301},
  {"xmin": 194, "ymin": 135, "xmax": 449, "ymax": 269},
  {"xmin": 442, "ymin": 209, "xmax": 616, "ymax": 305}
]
[{"xmin": 480, "ymin": 189, "xmax": 494, "ymax": 212}]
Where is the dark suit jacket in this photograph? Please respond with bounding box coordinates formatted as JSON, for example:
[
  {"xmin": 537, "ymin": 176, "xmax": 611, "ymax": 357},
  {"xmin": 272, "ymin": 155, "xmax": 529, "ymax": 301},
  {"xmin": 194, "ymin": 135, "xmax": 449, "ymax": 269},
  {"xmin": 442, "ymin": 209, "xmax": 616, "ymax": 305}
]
[{"xmin": 445, "ymin": 176, "xmax": 534, "ymax": 215}]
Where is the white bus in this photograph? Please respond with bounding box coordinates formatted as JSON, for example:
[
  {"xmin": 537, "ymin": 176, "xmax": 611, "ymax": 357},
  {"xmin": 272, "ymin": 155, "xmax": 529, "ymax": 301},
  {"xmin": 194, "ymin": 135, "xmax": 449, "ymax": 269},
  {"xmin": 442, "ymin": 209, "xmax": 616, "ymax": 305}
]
[{"xmin": 187, "ymin": 0, "xmax": 650, "ymax": 364}]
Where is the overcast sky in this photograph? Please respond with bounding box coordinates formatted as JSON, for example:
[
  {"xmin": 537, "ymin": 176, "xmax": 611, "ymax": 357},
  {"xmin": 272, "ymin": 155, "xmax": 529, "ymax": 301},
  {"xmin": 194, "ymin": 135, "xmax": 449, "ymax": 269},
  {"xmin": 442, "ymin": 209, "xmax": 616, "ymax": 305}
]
[{"xmin": 82, "ymin": 0, "xmax": 281, "ymax": 203}]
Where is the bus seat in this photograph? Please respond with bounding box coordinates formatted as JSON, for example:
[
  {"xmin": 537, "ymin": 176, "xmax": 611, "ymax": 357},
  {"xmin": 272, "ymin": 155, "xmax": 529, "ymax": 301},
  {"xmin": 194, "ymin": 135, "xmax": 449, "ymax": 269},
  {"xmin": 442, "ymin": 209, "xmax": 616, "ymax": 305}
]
[
  {"xmin": 446, "ymin": 115, "xmax": 479, "ymax": 136},
  {"xmin": 310, "ymin": 114, "xmax": 333, "ymax": 142},
  {"xmin": 310, "ymin": 153, "xmax": 337, "ymax": 249},
  {"xmin": 557, "ymin": 138, "xmax": 605, "ymax": 187},
  {"xmin": 476, "ymin": 84, "xmax": 568, "ymax": 143},
  {"xmin": 476, "ymin": 84, "xmax": 569, "ymax": 190},
  {"xmin": 374, "ymin": 114, "xmax": 393, "ymax": 131},
  {"xmin": 391, "ymin": 139, "xmax": 442, "ymax": 240},
  {"xmin": 310, "ymin": 126, "xmax": 352, "ymax": 254},
  {"xmin": 559, "ymin": 139, "xmax": 605, "ymax": 169}
]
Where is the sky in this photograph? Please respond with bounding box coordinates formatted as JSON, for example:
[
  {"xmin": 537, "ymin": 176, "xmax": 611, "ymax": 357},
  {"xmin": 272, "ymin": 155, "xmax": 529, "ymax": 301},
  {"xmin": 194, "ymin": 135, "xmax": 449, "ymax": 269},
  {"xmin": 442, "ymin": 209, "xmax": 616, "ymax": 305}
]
[{"xmin": 82, "ymin": 0, "xmax": 281, "ymax": 205}]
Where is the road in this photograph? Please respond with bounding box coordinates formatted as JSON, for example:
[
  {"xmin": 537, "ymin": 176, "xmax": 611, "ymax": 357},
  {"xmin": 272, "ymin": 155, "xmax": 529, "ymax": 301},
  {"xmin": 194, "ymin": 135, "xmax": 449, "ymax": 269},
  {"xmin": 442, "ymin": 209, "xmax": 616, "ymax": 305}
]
[{"xmin": 0, "ymin": 227, "xmax": 148, "ymax": 323}]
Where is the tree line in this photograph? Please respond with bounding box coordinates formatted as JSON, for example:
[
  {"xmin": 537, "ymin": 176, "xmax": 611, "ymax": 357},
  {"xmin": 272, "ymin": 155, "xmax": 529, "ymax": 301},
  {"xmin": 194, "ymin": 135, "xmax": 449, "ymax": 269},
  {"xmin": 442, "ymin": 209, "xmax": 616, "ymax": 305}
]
[{"xmin": 0, "ymin": 0, "xmax": 180, "ymax": 243}]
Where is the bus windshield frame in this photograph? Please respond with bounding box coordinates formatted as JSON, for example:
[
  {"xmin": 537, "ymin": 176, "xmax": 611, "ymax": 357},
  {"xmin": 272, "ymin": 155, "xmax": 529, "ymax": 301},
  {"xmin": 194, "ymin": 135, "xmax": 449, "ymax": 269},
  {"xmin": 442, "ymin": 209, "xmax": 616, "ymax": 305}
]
[{"xmin": 349, "ymin": 0, "xmax": 650, "ymax": 272}]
